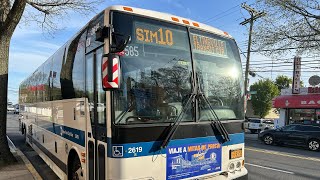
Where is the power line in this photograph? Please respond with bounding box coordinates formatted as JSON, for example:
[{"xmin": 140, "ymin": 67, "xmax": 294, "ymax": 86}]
[
  {"xmin": 240, "ymin": 56, "xmax": 320, "ymax": 63},
  {"xmin": 241, "ymin": 45, "xmax": 319, "ymax": 53},
  {"xmin": 250, "ymin": 70, "xmax": 319, "ymax": 72},
  {"xmin": 247, "ymin": 61, "xmax": 320, "ymax": 66},
  {"xmin": 203, "ymin": 4, "xmax": 241, "ymax": 23}
]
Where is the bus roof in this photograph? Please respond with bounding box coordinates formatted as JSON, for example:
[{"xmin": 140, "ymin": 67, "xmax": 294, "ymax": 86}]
[{"xmin": 106, "ymin": 5, "xmax": 234, "ymax": 39}]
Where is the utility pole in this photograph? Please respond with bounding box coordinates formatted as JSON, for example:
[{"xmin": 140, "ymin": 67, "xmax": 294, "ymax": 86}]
[{"xmin": 240, "ymin": 3, "xmax": 266, "ymax": 107}]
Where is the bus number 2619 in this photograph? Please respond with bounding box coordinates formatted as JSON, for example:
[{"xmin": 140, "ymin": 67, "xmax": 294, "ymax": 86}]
[{"xmin": 128, "ymin": 147, "xmax": 143, "ymax": 153}]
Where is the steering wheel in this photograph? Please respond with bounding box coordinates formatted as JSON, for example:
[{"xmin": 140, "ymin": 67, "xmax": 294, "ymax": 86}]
[{"xmin": 208, "ymin": 97, "xmax": 224, "ymax": 107}]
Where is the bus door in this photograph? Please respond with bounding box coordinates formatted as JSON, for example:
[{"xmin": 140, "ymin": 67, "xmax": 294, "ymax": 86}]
[{"xmin": 86, "ymin": 46, "xmax": 107, "ymax": 180}]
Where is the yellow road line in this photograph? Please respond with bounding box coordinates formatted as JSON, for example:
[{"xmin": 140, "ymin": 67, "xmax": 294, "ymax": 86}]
[{"xmin": 246, "ymin": 147, "xmax": 320, "ymax": 162}]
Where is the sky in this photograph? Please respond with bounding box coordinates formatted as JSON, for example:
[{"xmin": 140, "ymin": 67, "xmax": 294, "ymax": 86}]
[{"xmin": 7, "ymin": 0, "xmax": 316, "ymax": 104}]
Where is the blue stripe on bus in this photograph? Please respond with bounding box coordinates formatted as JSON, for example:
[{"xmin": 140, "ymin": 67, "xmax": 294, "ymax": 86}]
[
  {"xmin": 108, "ymin": 133, "xmax": 244, "ymax": 158},
  {"xmin": 36, "ymin": 119, "xmax": 85, "ymax": 147}
]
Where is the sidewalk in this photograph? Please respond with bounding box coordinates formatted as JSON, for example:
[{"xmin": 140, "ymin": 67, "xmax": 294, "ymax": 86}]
[{"xmin": 0, "ymin": 136, "xmax": 41, "ymax": 180}]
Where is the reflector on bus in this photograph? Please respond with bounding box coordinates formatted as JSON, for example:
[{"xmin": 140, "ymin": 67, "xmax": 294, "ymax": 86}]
[{"xmin": 102, "ymin": 53, "xmax": 120, "ymax": 90}]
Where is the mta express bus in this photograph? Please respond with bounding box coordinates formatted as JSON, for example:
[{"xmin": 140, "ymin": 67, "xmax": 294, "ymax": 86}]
[{"xmin": 19, "ymin": 5, "xmax": 247, "ymax": 180}]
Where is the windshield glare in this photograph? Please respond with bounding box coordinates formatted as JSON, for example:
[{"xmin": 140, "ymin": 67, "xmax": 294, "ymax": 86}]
[
  {"xmin": 112, "ymin": 12, "xmax": 244, "ymax": 124},
  {"xmin": 191, "ymin": 29, "xmax": 244, "ymax": 121}
]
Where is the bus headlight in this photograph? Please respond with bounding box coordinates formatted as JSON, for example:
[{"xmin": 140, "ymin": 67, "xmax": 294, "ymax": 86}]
[
  {"xmin": 228, "ymin": 162, "xmax": 235, "ymax": 172},
  {"xmin": 236, "ymin": 161, "xmax": 242, "ymax": 170}
]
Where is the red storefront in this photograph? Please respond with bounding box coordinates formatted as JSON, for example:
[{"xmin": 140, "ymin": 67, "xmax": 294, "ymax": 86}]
[{"xmin": 273, "ymin": 93, "xmax": 320, "ymax": 125}]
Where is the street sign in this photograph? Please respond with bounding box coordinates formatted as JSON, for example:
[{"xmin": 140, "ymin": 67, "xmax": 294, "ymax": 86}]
[{"xmin": 249, "ymin": 91, "xmax": 257, "ymax": 95}]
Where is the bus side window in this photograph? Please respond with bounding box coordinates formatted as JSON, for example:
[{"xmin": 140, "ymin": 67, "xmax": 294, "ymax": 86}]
[
  {"xmin": 61, "ymin": 28, "xmax": 87, "ymax": 99},
  {"xmin": 51, "ymin": 47, "xmax": 65, "ymax": 101}
]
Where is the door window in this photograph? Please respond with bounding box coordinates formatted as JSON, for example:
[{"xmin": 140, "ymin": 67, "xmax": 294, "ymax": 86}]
[
  {"xmin": 282, "ymin": 125, "xmax": 297, "ymax": 131},
  {"xmin": 85, "ymin": 47, "xmax": 106, "ymax": 127}
]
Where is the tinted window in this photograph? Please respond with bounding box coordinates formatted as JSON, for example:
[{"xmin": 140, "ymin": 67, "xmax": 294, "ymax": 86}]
[
  {"xmin": 263, "ymin": 120, "xmax": 273, "ymax": 124},
  {"xmin": 96, "ymin": 48, "xmax": 106, "ymax": 125},
  {"xmin": 250, "ymin": 119, "xmax": 261, "ymax": 123},
  {"xmin": 299, "ymin": 125, "xmax": 320, "ymax": 131},
  {"xmin": 86, "ymin": 53, "xmax": 94, "ymax": 125},
  {"xmin": 61, "ymin": 29, "xmax": 86, "ymax": 99},
  {"xmin": 43, "ymin": 58, "xmax": 52, "ymax": 101},
  {"xmin": 51, "ymin": 47, "xmax": 65, "ymax": 100},
  {"xmin": 282, "ymin": 125, "xmax": 297, "ymax": 131}
]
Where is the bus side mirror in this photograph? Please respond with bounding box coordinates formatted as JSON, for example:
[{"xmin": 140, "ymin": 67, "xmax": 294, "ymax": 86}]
[
  {"xmin": 111, "ymin": 32, "xmax": 131, "ymax": 53},
  {"xmin": 102, "ymin": 53, "xmax": 121, "ymax": 90}
]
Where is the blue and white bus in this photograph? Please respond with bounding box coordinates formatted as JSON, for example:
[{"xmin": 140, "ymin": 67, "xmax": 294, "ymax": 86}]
[{"xmin": 19, "ymin": 5, "xmax": 247, "ymax": 180}]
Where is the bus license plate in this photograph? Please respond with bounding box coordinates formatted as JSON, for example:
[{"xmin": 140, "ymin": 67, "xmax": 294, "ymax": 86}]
[{"xmin": 230, "ymin": 149, "xmax": 242, "ymax": 159}]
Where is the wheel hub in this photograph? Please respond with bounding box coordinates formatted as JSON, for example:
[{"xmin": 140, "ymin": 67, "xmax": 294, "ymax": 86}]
[
  {"xmin": 264, "ymin": 136, "xmax": 273, "ymax": 144},
  {"xmin": 309, "ymin": 141, "xmax": 319, "ymax": 150}
]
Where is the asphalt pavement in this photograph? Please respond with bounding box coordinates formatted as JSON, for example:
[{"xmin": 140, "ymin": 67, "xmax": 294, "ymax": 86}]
[{"xmin": 245, "ymin": 132, "xmax": 320, "ymax": 180}]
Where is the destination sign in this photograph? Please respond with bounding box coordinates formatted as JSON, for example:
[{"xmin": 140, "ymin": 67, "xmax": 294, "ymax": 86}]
[
  {"xmin": 134, "ymin": 22, "xmax": 189, "ymax": 50},
  {"xmin": 191, "ymin": 33, "xmax": 227, "ymax": 57}
]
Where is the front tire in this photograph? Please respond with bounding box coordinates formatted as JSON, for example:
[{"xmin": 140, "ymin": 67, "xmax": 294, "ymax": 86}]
[
  {"xmin": 69, "ymin": 156, "xmax": 83, "ymax": 180},
  {"xmin": 308, "ymin": 139, "xmax": 320, "ymax": 151},
  {"xmin": 263, "ymin": 134, "xmax": 274, "ymax": 145}
]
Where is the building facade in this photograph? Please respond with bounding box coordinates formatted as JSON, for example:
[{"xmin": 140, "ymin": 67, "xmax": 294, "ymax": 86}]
[{"xmin": 273, "ymin": 88, "xmax": 320, "ymax": 127}]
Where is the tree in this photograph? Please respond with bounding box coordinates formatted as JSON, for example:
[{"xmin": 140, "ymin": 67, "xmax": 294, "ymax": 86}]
[
  {"xmin": 274, "ymin": 75, "xmax": 305, "ymax": 93},
  {"xmin": 250, "ymin": 79, "xmax": 279, "ymax": 118},
  {"xmin": 252, "ymin": 0, "xmax": 320, "ymax": 56},
  {"xmin": 275, "ymin": 75, "xmax": 292, "ymax": 92},
  {"xmin": 0, "ymin": 0, "xmax": 101, "ymax": 164}
]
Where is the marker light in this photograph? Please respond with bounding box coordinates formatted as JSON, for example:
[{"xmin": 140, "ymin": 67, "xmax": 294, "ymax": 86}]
[
  {"xmin": 123, "ymin": 7, "xmax": 133, "ymax": 12},
  {"xmin": 192, "ymin": 22, "xmax": 200, "ymax": 27},
  {"xmin": 182, "ymin": 20, "xmax": 190, "ymax": 25},
  {"xmin": 224, "ymin": 32, "xmax": 229, "ymax": 36},
  {"xmin": 171, "ymin": 17, "xmax": 179, "ymax": 22}
]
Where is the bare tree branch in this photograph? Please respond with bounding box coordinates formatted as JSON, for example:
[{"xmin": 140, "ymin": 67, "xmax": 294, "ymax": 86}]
[
  {"xmin": 27, "ymin": 1, "xmax": 49, "ymax": 14},
  {"xmin": 253, "ymin": 0, "xmax": 320, "ymax": 56}
]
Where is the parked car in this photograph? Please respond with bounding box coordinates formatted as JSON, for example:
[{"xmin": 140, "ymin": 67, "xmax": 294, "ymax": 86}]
[
  {"xmin": 248, "ymin": 118, "xmax": 274, "ymax": 133},
  {"xmin": 7, "ymin": 105, "xmax": 15, "ymax": 112},
  {"xmin": 258, "ymin": 124, "xmax": 320, "ymax": 151}
]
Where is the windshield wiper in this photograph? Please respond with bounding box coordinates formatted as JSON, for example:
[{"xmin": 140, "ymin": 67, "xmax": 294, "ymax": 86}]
[
  {"xmin": 160, "ymin": 93, "xmax": 196, "ymax": 149},
  {"xmin": 197, "ymin": 73, "xmax": 230, "ymax": 143},
  {"xmin": 160, "ymin": 72, "xmax": 230, "ymax": 149},
  {"xmin": 198, "ymin": 92, "xmax": 230, "ymax": 143}
]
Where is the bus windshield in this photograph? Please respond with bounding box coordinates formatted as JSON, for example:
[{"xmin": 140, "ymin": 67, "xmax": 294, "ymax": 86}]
[
  {"xmin": 190, "ymin": 29, "xmax": 244, "ymax": 121},
  {"xmin": 112, "ymin": 12, "xmax": 244, "ymax": 124}
]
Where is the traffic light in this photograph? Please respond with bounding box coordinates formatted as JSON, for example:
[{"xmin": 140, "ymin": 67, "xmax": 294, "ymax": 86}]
[{"xmin": 249, "ymin": 71, "xmax": 256, "ymax": 77}]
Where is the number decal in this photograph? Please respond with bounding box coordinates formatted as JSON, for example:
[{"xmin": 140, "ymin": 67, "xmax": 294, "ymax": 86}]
[
  {"xmin": 128, "ymin": 147, "xmax": 143, "ymax": 153},
  {"xmin": 125, "ymin": 46, "xmax": 139, "ymax": 57}
]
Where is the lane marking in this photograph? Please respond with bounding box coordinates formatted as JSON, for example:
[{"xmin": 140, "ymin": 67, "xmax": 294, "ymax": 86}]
[
  {"xmin": 245, "ymin": 163, "xmax": 295, "ymax": 175},
  {"xmin": 246, "ymin": 147, "xmax": 320, "ymax": 162}
]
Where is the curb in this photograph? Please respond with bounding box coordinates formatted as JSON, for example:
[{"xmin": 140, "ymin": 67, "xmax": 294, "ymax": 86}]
[
  {"xmin": 16, "ymin": 148, "xmax": 43, "ymax": 180},
  {"xmin": 7, "ymin": 136, "xmax": 43, "ymax": 180}
]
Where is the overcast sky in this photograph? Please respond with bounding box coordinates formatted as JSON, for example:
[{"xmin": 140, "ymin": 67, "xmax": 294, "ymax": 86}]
[{"xmin": 8, "ymin": 0, "xmax": 314, "ymax": 104}]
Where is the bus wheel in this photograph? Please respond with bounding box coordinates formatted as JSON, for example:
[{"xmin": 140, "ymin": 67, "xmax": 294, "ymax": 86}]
[{"xmin": 69, "ymin": 157, "xmax": 83, "ymax": 180}]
